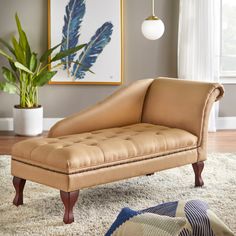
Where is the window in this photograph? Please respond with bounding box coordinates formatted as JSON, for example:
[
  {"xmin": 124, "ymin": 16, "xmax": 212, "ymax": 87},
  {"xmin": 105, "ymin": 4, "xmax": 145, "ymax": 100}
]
[{"xmin": 221, "ymin": 0, "xmax": 236, "ymax": 82}]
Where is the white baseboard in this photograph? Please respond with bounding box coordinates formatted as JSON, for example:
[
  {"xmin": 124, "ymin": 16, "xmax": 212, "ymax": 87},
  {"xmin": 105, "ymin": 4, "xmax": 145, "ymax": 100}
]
[
  {"xmin": 0, "ymin": 118, "xmax": 14, "ymax": 131},
  {"xmin": 0, "ymin": 118, "xmax": 62, "ymax": 131},
  {"xmin": 216, "ymin": 117, "xmax": 236, "ymax": 130},
  {"xmin": 0, "ymin": 117, "xmax": 235, "ymax": 131}
]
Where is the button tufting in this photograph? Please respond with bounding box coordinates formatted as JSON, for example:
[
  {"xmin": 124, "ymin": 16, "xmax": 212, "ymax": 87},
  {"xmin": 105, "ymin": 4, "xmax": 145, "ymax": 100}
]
[
  {"xmin": 115, "ymin": 131, "xmax": 123, "ymax": 134},
  {"xmin": 63, "ymin": 145, "xmax": 71, "ymax": 148},
  {"xmin": 74, "ymin": 141, "xmax": 81, "ymax": 143},
  {"xmin": 90, "ymin": 143, "xmax": 98, "ymax": 146},
  {"xmin": 12, "ymin": 123, "xmax": 199, "ymax": 176}
]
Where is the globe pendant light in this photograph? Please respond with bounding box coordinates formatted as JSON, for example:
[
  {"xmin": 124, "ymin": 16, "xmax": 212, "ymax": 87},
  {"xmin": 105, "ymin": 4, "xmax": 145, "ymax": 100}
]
[{"xmin": 142, "ymin": 0, "xmax": 165, "ymax": 40}]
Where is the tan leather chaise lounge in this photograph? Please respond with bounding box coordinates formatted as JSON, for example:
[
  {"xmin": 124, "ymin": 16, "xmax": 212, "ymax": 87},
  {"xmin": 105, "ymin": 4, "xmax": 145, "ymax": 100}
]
[{"xmin": 11, "ymin": 77, "xmax": 224, "ymax": 224}]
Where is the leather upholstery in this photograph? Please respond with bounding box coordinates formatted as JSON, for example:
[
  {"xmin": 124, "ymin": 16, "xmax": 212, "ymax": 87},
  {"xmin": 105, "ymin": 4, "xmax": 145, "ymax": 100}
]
[
  {"xmin": 12, "ymin": 149, "xmax": 198, "ymax": 192},
  {"xmin": 11, "ymin": 77, "xmax": 224, "ymax": 192},
  {"xmin": 12, "ymin": 123, "xmax": 197, "ymax": 174},
  {"xmin": 142, "ymin": 77, "xmax": 224, "ymax": 139},
  {"xmin": 142, "ymin": 77, "xmax": 224, "ymax": 161},
  {"xmin": 48, "ymin": 79, "xmax": 154, "ymax": 138}
]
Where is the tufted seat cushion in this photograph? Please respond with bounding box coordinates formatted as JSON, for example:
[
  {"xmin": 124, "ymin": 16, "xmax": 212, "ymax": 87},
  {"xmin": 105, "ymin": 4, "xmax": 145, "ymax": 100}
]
[{"xmin": 12, "ymin": 123, "xmax": 197, "ymax": 175}]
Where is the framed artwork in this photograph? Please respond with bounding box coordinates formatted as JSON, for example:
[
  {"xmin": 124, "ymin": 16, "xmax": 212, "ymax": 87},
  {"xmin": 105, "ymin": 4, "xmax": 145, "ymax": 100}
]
[{"xmin": 48, "ymin": 0, "xmax": 123, "ymax": 85}]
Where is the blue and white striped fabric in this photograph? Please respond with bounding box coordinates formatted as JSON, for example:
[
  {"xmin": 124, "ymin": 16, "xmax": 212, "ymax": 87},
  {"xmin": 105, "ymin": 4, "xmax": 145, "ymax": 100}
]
[{"xmin": 105, "ymin": 200, "xmax": 234, "ymax": 236}]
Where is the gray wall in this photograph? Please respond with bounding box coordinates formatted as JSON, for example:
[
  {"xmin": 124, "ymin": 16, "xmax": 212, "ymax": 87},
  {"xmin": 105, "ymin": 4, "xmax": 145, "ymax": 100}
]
[
  {"xmin": 219, "ymin": 84, "xmax": 236, "ymax": 117},
  {"xmin": 0, "ymin": 0, "xmax": 179, "ymax": 118}
]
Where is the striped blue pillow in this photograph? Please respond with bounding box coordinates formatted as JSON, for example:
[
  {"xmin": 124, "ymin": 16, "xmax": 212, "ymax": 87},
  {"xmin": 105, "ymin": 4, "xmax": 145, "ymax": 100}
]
[{"xmin": 105, "ymin": 200, "xmax": 234, "ymax": 236}]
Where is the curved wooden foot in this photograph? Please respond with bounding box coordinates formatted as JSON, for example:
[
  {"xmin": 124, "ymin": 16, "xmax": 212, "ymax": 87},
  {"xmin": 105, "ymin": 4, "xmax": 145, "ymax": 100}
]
[
  {"xmin": 192, "ymin": 162, "xmax": 204, "ymax": 187},
  {"xmin": 13, "ymin": 177, "xmax": 26, "ymax": 206},
  {"xmin": 60, "ymin": 190, "xmax": 79, "ymax": 224}
]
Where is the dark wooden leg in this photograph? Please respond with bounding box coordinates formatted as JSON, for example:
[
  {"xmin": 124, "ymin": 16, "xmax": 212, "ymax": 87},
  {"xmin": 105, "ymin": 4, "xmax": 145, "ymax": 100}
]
[
  {"xmin": 192, "ymin": 162, "xmax": 204, "ymax": 187},
  {"xmin": 60, "ymin": 190, "xmax": 79, "ymax": 224},
  {"xmin": 13, "ymin": 176, "xmax": 26, "ymax": 206},
  {"xmin": 146, "ymin": 173, "xmax": 154, "ymax": 176}
]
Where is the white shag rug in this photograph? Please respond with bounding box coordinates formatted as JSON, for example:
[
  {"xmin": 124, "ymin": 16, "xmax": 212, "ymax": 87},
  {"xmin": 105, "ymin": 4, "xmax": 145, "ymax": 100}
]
[{"xmin": 0, "ymin": 153, "xmax": 235, "ymax": 236}]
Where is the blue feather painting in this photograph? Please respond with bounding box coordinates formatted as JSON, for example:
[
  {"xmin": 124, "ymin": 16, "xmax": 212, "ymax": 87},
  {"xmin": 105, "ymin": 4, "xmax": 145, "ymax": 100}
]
[
  {"xmin": 49, "ymin": 0, "xmax": 122, "ymax": 84},
  {"xmin": 61, "ymin": 0, "xmax": 85, "ymax": 71},
  {"xmin": 72, "ymin": 22, "xmax": 113, "ymax": 79}
]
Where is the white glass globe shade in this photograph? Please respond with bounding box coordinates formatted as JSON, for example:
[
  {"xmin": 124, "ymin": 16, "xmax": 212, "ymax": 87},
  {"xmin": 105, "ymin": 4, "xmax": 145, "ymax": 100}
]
[{"xmin": 142, "ymin": 19, "xmax": 165, "ymax": 40}]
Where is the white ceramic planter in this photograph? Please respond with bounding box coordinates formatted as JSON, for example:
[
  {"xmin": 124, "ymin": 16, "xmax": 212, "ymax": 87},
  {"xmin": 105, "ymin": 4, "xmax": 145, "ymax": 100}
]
[{"xmin": 13, "ymin": 106, "xmax": 43, "ymax": 136}]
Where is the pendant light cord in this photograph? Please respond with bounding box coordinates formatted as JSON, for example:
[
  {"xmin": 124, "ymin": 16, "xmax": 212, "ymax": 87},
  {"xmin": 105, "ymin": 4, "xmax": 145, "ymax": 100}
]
[{"xmin": 152, "ymin": 0, "xmax": 155, "ymax": 16}]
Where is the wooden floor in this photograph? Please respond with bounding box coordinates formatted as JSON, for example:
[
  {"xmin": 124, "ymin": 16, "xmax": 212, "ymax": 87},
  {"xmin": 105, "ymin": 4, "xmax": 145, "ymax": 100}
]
[
  {"xmin": 208, "ymin": 130, "xmax": 236, "ymax": 153},
  {"xmin": 0, "ymin": 131, "xmax": 47, "ymax": 155},
  {"xmin": 0, "ymin": 130, "xmax": 235, "ymax": 155}
]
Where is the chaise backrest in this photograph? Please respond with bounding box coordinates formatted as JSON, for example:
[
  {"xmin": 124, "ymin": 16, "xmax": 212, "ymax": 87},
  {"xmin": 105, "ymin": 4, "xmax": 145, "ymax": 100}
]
[
  {"xmin": 48, "ymin": 76, "xmax": 224, "ymax": 152},
  {"xmin": 48, "ymin": 79, "xmax": 153, "ymax": 137},
  {"xmin": 142, "ymin": 77, "xmax": 224, "ymax": 141}
]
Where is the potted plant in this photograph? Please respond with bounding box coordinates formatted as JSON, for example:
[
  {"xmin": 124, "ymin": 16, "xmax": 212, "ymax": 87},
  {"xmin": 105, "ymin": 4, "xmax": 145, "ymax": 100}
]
[{"xmin": 0, "ymin": 14, "xmax": 85, "ymax": 136}]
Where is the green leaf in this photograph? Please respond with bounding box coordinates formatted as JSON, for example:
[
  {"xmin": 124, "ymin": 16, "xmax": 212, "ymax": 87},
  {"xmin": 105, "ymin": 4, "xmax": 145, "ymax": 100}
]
[
  {"xmin": 2, "ymin": 67, "xmax": 17, "ymax": 83},
  {"xmin": 29, "ymin": 53, "xmax": 37, "ymax": 72},
  {"xmin": 15, "ymin": 14, "xmax": 31, "ymax": 65},
  {"xmin": 22, "ymin": 31, "xmax": 31, "ymax": 66},
  {"xmin": 51, "ymin": 44, "xmax": 86, "ymax": 62},
  {"xmin": 12, "ymin": 36, "xmax": 25, "ymax": 64},
  {"xmin": 15, "ymin": 13, "xmax": 23, "ymax": 32},
  {"xmin": 0, "ymin": 82, "xmax": 17, "ymax": 94},
  {"xmin": 0, "ymin": 48, "xmax": 14, "ymax": 61},
  {"xmin": 9, "ymin": 60, "xmax": 17, "ymax": 71},
  {"xmin": 0, "ymin": 38, "xmax": 15, "ymax": 55},
  {"xmin": 33, "ymin": 71, "xmax": 57, "ymax": 86},
  {"xmin": 40, "ymin": 42, "xmax": 63, "ymax": 63},
  {"xmin": 14, "ymin": 62, "xmax": 33, "ymax": 74}
]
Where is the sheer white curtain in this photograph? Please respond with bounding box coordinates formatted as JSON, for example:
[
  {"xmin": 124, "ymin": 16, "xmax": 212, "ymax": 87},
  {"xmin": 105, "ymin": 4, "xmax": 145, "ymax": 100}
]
[{"xmin": 178, "ymin": 0, "xmax": 221, "ymax": 132}]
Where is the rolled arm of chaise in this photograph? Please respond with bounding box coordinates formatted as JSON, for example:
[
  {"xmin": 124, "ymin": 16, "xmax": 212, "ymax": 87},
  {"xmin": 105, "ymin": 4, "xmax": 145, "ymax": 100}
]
[
  {"xmin": 48, "ymin": 79, "xmax": 154, "ymax": 138},
  {"xmin": 142, "ymin": 77, "xmax": 225, "ymax": 161},
  {"xmin": 196, "ymin": 84, "xmax": 224, "ymax": 161}
]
